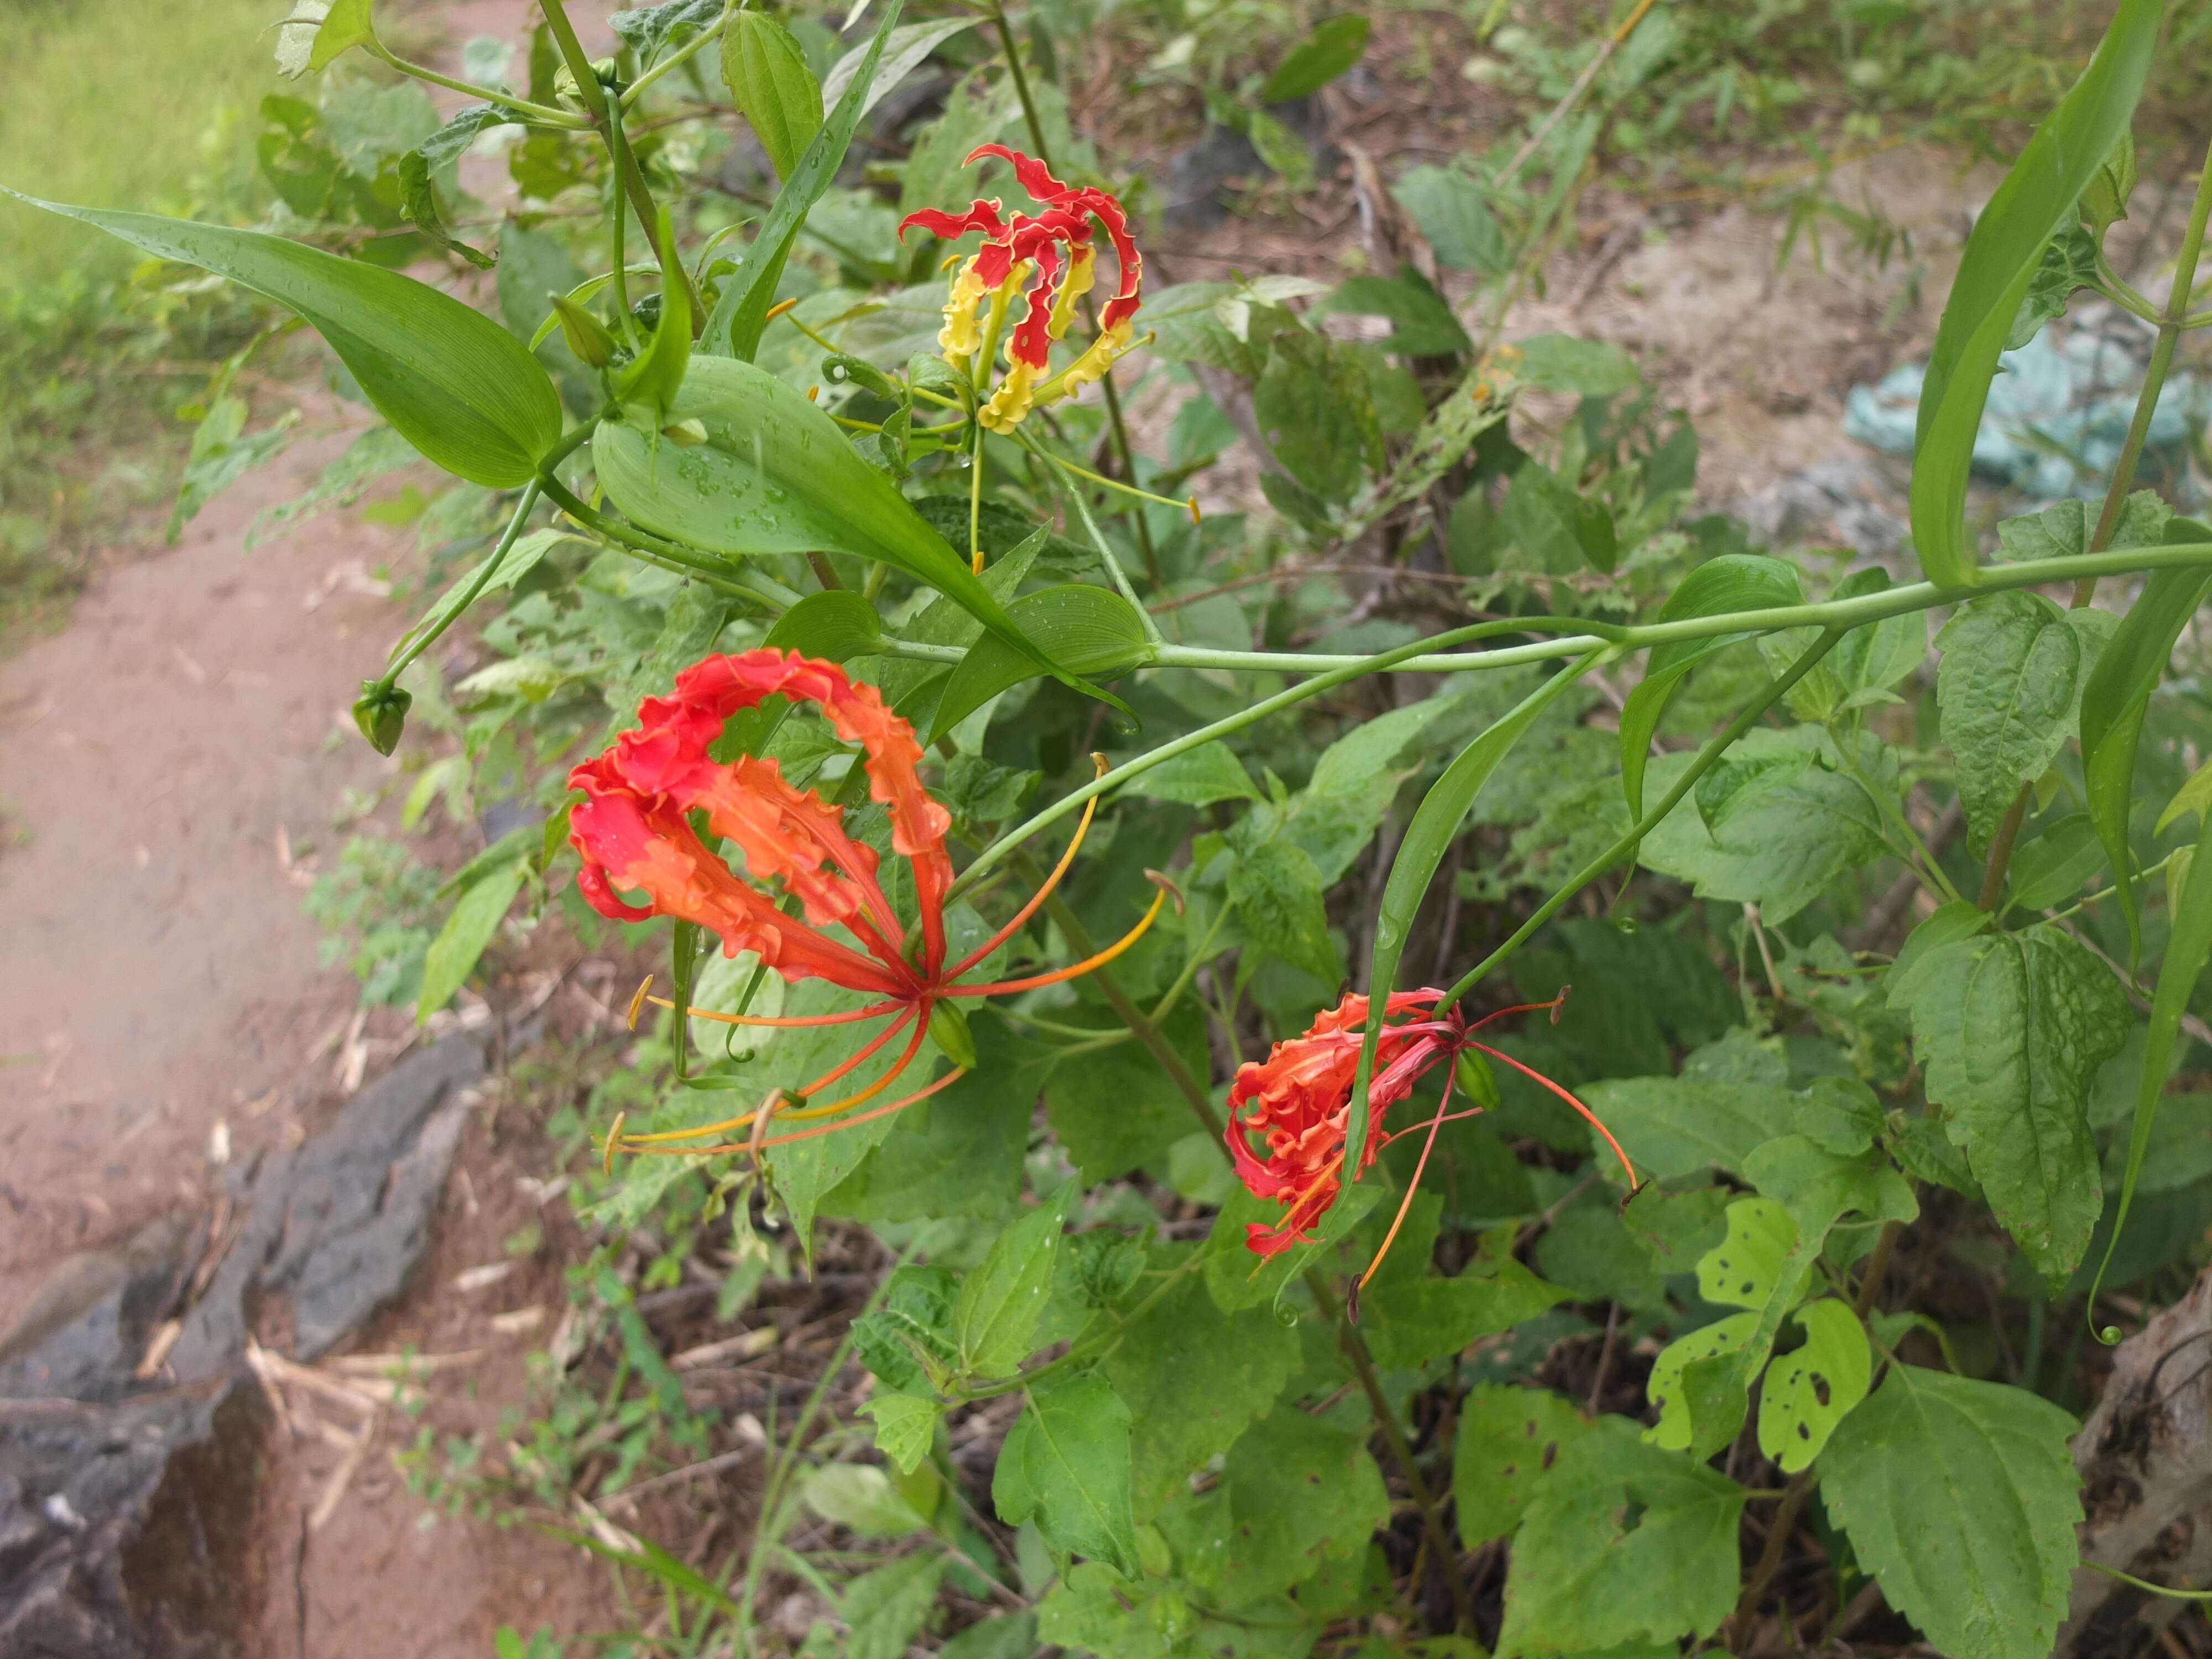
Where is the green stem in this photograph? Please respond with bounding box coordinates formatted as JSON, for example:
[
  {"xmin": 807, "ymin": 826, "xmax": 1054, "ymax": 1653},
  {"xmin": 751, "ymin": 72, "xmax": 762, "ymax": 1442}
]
[
  {"xmin": 950, "ymin": 615, "xmax": 1617, "ymax": 899},
  {"xmin": 1150, "ymin": 900, "xmax": 1232, "ymax": 1025},
  {"xmin": 619, "ymin": 0, "xmax": 737, "ymax": 106},
  {"xmin": 539, "ymin": 0, "xmax": 706, "ymax": 331},
  {"xmin": 1024, "ymin": 432, "xmax": 1166, "ymax": 643},
  {"xmin": 368, "ymin": 44, "xmax": 588, "ymax": 126},
  {"xmin": 383, "ymin": 481, "xmax": 543, "ymax": 682},
  {"xmin": 1438, "ymin": 627, "xmax": 1845, "ymax": 1010},
  {"xmin": 2077, "ymin": 132, "xmax": 2212, "ymax": 606},
  {"xmin": 537, "ymin": 472, "xmax": 805, "ymax": 609},
  {"xmin": 1839, "ymin": 744, "xmax": 1966, "ymax": 906}
]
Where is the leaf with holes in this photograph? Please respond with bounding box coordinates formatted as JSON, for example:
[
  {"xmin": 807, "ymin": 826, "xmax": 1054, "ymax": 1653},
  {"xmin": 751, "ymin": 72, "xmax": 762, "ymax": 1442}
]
[{"xmin": 1757, "ymin": 1298, "xmax": 1872, "ymax": 1473}]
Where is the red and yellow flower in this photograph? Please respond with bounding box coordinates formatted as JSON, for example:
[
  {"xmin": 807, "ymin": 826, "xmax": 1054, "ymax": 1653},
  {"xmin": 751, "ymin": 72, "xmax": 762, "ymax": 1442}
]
[
  {"xmin": 1226, "ymin": 990, "xmax": 1639, "ymax": 1277},
  {"xmin": 897, "ymin": 144, "xmax": 1144, "ymax": 436},
  {"xmin": 570, "ymin": 648, "xmax": 1163, "ymax": 1163}
]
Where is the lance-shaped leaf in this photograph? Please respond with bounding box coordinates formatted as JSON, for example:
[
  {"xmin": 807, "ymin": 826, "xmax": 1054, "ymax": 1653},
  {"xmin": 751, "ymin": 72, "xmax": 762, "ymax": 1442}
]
[
  {"xmin": 2091, "ymin": 803, "xmax": 2212, "ymax": 1319},
  {"xmin": 614, "ymin": 205, "xmax": 693, "ymax": 418},
  {"xmin": 2079, "ymin": 520, "xmax": 2212, "ymax": 960},
  {"xmin": 1619, "ymin": 554, "xmax": 1804, "ymax": 820},
  {"xmin": 7, "ymin": 195, "xmax": 562, "ymax": 487},
  {"xmin": 723, "ymin": 11, "xmax": 823, "ymax": 181},
  {"xmin": 593, "ymin": 355, "xmax": 1121, "ymax": 710},
  {"xmin": 703, "ymin": 1, "xmax": 902, "ymax": 360},
  {"xmin": 1345, "ymin": 661, "xmax": 1597, "ymax": 1181},
  {"xmin": 1906, "ymin": 0, "xmax": 2161, "ymax": 586}
]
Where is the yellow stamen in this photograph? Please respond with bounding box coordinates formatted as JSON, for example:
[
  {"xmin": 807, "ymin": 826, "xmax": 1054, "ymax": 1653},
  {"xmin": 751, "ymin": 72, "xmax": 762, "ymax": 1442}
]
[
  {"xmin": 946, "ymin": 884, "xmax": 1168, "ymax": 999},
  {"xmin": 943, "ymin": 756, "xmax": 1112, "ymax": 982}
]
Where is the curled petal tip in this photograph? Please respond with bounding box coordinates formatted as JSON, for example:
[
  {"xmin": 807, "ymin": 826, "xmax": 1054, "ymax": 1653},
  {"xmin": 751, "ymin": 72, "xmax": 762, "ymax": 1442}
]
[{"xmin": 1144, "ymin": 868, "xmax": 1186, "ymax": 917}]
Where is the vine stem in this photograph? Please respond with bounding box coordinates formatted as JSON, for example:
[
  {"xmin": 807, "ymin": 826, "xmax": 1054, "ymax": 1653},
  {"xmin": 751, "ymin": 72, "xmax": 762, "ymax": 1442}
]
[
  {"xmin": 1027, "ymin": 875, "xmax": 1474, "ymax": 1634},
  {"xmin": 1980, "ymin": 134, "xmax": 2212, "ymax": 906},
  {"xmin": 1435, "ymin": 628, "xmax": 1846, "ymax": 1011},
  {"xmin": 539, "ymin": 0, "xmax": 706, "ymax": 332}
]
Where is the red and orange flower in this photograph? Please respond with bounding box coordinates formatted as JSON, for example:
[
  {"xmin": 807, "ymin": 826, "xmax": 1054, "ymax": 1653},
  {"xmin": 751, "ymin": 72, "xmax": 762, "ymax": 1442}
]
[
  {"xmin": 897, "ymin": 144, "xmax": 1144, "ymax": 436},
  {"xmin": 1226, "ymin": 990, "xmax": 1639, "ymax": 1276},
  {"xmin": 570, "ymin": 648, "xmax": 1162, "ymax": 1164}
]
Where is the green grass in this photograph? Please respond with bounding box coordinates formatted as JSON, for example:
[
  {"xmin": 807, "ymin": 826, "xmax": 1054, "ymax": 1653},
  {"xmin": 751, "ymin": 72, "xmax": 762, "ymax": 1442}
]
[
  {"xmin": 0, "ymin": 0, "xmax": 276, "ymax": 289},
  {"xmin": 0, "ymin": 0, "xmax": 280, "ymax": 645}
]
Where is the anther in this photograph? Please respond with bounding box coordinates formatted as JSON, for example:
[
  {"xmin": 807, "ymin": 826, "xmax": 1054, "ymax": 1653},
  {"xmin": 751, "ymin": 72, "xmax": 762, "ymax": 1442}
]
[
  {"xmin": 1144, "ymin": 868, "xmax": 1186, "ymax": 917},
  {"xmin": 764, "ymin": 298, "xmax": 799, "ymax": 322},
  {"xmin": 603, "ymin": 1110, "xmax": 628, "ymax": 1176},
  {"xmin": 626, "ymin": 975, "xmax": 655, "ymax": 1030}
]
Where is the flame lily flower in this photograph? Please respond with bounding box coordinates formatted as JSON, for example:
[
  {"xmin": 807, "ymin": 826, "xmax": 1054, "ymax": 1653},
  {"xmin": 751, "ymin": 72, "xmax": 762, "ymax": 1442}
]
[
  {"xmin": 1225, "ymin": 989, "xmax": 1639, "ymax": 1284},
  {"xmin": 570, "ymin": 648, "xmax": 1165, "ymax": 1164},
  {"xmin": 897, "ymin": 144, "xmax": 1144, "ymax": 436}
]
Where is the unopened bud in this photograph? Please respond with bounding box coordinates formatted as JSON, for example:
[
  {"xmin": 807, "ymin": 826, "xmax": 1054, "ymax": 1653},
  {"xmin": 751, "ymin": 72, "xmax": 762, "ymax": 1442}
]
[
  {"xmin": 926, "ymin": 999, "xmax": 978, "ymax": 1070},
  {"xmin": 352, "ymin": 679, "xmax": 411, "ymax": 755},
  {"xmin": 548, "ymin": 290, "xmax": 617, "ymax": 367},
  {"xmin": 1452, "ymin": 1046, "xmax": 1500, "ymax": 1110}
]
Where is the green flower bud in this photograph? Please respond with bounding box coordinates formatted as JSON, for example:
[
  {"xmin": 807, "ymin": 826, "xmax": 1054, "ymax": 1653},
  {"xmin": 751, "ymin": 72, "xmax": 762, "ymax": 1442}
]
[
  {"xmin": 926, "ymin": 999, "xmax": 978, "ymax": 1071},
  {"xmin": 352, "ymin": 679, "xmax": 412, "ymax": 755},
  {"xmin": 547, "ymin": 290, "xmax": 617, "ymax": 367},
  {"xmin": 1453, "ymin": 1046, "xmax": 1501, "ymax": 1110}
]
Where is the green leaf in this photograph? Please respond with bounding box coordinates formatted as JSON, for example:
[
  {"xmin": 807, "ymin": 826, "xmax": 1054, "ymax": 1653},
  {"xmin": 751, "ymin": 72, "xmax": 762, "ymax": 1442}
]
[
  {"xmin": 993, "ymin": 1372, "xmax": 1141, "ymax": 1577},
  {"xmin": 613, "ymin": 207, "xmax": 693, "ymax": 418},
  {"xmin": 1937, "ymin": 591, "xmax": 2111, "ymax": 852},
  {"xmin": 1227, "ymin": 833, "xmax": 1340, "ymax": 982},
  {"xmin": 723, "ymin": 12, "xmax": 823, "ymax": 181},
  {"xmin": 854, "ymin": 1264, "xmax": 959, "ymax": 1395},
  {"xmin": 821, "ymin": 17, "xmax": 981, "ymax": 117},
  {"xmin": 2093, "ymin": 805, "xmax": 2212, "ymax": 1322},
  {"xmin": 387, "ymin": 526, "xmax": 577, "ymax": 670},
  {"xmin": 1496, "ymin": 1417, "xmax": 1747, "ymax": 1657},
  {"xmin": 594, "ymin": 356, "xmax": 1113, "ymax": 708},
  {"xmin": 1348, "ymin": 664, "xmax": 1591, "ymax": 1190},
  {"xmin": 1637, "ymin": 729, "xmax": 1888, "ymax": 925},
  {"xmin": 1907, "ymin": 0, "xmax": 2161, "ymax": 586},
  {"xmin": 1994, "ymin": 488, "xmax": 2169, "ymax": 562},
  {"xmin": 930, "ymin": 585, "xmax": 1153, "ymax": 741},
  {"xmin": 805, "ymin": 1463, "xmax": 932, "ymax": 1537},
  {"xmin": 397, "ymin": 106, "xmax": 504, "ymax": 270},
  {"xmin": 2005, "ymin": 222, "xmax": 2101, "ymax": 349},
  {"xmin": 1827, "ymin": 567, "xmax": 1927, "ymax": 707},
  {"xmin": 6, "ymin": 197, "xmax": 563, "ymax": 487},
  {"xmin": 2079, "ymin": 535, "xmax": 2212, "ymax": 959},
  {"xmin": 1501, "ymin": 461, "xmax": 1616, "ymax": 573},
  {"xmin": 1645, "ymin": 1311, "xmax": 1759, "ymax": 1458},
  {"xmin": 703, "ymin": 2, "xmax": 901, "ymax": 359},
  {"xmin": 1123, "ymin": 741, "xmax": 1259, "ymax": 807},
  {"xmin": 1245, "ymin": 108, "xmax": 1316, "ymax": 193},
  {"xmin": 1219, "ymin": 1406, "xmax": 1389, "ymax": 1602},
  {"xmin": 2008, "ymin": 813, "xmax": 2109, "ymax": 911},
  {"xmin": 1253, "ymin": 328, "xmax": 1379, "ymax": 505},
  {"xmin": 1325, "ymin": 271, "xmax": 1471, "ymax": 358},
  {"xmin": 1757, "ymin": 1297, "xmax": 1871, "ymax": 1473},
  {"xmin": 764, "ymin": 589, "xmax": 884, "ymax": 662},
  {"xmin": 1619, "ymin": 554, "xmax": 1804, "ymax": 819},
  {"xmin": 843, "ymin": 1554, "xmax": 947, "ymax": 1659},
  {"xmin": 2082, "ymin": 128, "xmax": 2140, "ymax": 239},
  {"xmin": 1888, "ymin": 922, "xmax": 2132, "ymax": 1287},
  {"xmin": 310, "ymin": 0, "xmax": 379, "ymax": 74},
  {"xmin": 1100, "ymin": 1266, "xmax": 1300, "ymax": 1521},
  {"xmin": 415, "ymin": 857, "xmax": 526, "ymax": 1021},
  {"xmin": 1821, "ymin": 1365, "xmax": 2081, "ymax": 1659},
  {"xmin": 1452, "ymin": 1384, "xmax": 1593, "ymax": 1548},
  {"xmin": 1261, "ymin": 14, "xmax": 1370, "ymax": 102},
  {"xmin": 1045, "ymin": 1004, "xmax": 1208, "ymax": 1183},
  {"xmin": 610, "ymin": 0, "xmax": 723, "ymax": 64},
  {"xmin": 1510, "ymin": 333, "xmax": 1639, "ymax": 398},
  {"xmin": 1392, "ymin": 165, "xmax": 1507, "ymax": 275},
  {"xmin": 860, "ymin": 1392, "xmax": 942, "ymax": 1474},
  {"xmin": 1697, "ymin": 1196, "xmax": 1800, "ymax": 1308},
  {"xmin": 1577, "ymin": 1074, "xmax": 1793, "ymax": 1183},
  {"xmin": 955, "ymin": 1181, "xmax": 1074, "ymax": 1378}
]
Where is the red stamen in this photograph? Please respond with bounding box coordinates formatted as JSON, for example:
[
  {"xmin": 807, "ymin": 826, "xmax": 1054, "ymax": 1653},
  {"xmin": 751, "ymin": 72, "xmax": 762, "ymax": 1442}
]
[
  {"xmin": 645, "ymin": 993, "xmax": 909, "ymax": 1029},
  {"xmin": 1465, "ymin": 1040, "xmax": 1640, "ymax": 1191},
  {"xmin": 1359, "ymin": 1065, "xmax": 1458, "ymax": 1291},
  {"xmin": 797, "ymin": 1005, "xmax": 920, "ymax": 1099}
]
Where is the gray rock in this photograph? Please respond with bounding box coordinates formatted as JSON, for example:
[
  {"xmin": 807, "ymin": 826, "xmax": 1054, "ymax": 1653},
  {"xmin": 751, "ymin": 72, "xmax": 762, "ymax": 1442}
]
[{"xmin": 0, "ymin": 1032, "xmax": 486, "ymax": 1657}]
